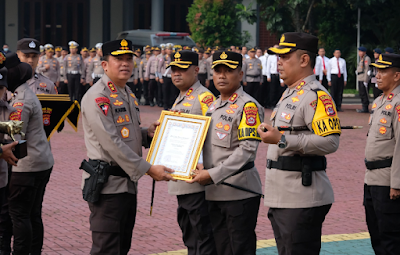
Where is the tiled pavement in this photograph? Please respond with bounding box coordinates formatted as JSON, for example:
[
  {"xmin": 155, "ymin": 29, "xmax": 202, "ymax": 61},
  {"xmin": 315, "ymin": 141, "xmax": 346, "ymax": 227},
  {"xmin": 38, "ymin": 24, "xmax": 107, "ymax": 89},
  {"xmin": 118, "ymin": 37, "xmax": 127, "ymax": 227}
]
[{"xmin": 40, "ymin": 103, "xmax": 373, "ymax": 254}]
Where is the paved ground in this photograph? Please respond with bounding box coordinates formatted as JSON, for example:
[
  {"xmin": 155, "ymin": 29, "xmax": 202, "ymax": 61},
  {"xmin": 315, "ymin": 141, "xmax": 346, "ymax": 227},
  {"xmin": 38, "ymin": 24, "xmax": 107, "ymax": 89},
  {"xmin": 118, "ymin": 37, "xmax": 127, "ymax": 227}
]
[{"xmin": 39, "ymin": 102, "xmax": 373, "ymax": 254}]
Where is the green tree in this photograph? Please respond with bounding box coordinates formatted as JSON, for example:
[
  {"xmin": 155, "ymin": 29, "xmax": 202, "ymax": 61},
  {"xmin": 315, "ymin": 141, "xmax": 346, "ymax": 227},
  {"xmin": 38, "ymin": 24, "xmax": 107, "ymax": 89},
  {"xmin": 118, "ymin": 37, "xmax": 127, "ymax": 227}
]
[{"xmin": 187, "ymin": 0, "xmax": 243, "ymax": 47}]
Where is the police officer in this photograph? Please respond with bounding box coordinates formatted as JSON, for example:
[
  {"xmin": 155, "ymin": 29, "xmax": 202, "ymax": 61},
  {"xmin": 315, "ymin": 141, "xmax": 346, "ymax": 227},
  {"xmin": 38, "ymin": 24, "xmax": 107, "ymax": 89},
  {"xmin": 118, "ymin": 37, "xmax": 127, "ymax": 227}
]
[
  {"xmin": 266, "ymin": 46, "xmax": 285, "ymax": 108},
  {"xmin": 364, "ymin": 53, "xmax": 400, "ymax": 255},
  {"xmin": 145, "ymin": 47, "xmax": 160, "ymax": 107},
  {"xmin": 168, "ymin": 50, "xmax": 217, "ymax": 255},
  {"xmin": 198, "ymin": 48, "xmax": 211, "ymax": 87},
  {"xmin": 140, "ymin": 51, "xmax": 151, "ymax": 105},
  {"xmin": 206, "ymin": 49, "xmax": 219, "ymax": 96},
  {"xmin": 356, "ymin": 46, "xmax": 371, "ymax": 113},
  {"xmin": 258, "ymin": 32, "xmax": 340, "ymax": 255},
  {"xmin": 132, "ymin": 49, "xmax": 142, "ymax": 102},
  {"xmin": 16, "ymin": 39, "xmax": 57, "ymax": 95},
  {"xmin": 81, "ymin": 39, "xmax": 175, "ymax": 255},
  {"xmin": 159, "ymin": 43, "xmax": 178, "ymax": 110},
  {"xmin": 64, "ymin": 41, "xmax": 85, "ymax": 101},
  {"xmin": 189, "ymin": 51, "xmax": 264, "ymax": 255},
  {"xmin": 87, "ymin": 43, "xmax": 104, "ymax": 86},
  {"xmin": 243, "ymin": 47, "xmax": 263, "ymax": 99},
  {"xmin": 55, "ymin": 46, "xmax": 67, "ymax": 94},
  {"xmin": 370, "ymin": 48, "xmax": 383, "ymax": 99},
  {"xmin": 37, "ymin": 44, "xmax": 60, "ymax": 86},
  {"xmin": 6, "ymin": 53, "xmax": 54, "ymax": 255}
]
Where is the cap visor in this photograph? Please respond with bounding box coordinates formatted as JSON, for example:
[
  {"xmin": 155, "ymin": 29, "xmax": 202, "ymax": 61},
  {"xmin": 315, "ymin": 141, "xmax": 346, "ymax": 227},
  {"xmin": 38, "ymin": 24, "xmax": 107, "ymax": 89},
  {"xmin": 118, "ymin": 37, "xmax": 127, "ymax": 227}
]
[
  {"xmin": 370, "ymin": 63, "xmax": 390, "ymax": 69},
  {"xmin": 168, "ymin": 62, "xmax": 191, "ymax": 69},
  {"xmin": 110, "ymin": 50, "xmax": 135, "ymax": 56},
  {"xmin": 267, "ymin": 46, "xmax": 294, "ymax": 55},
  {"xmin": 212, "ymin": 61, "xmax": 238, "ymax": 69},
  {"xmin": 19, "ymin": 49, "xmax": 39, "ymax": 54}
]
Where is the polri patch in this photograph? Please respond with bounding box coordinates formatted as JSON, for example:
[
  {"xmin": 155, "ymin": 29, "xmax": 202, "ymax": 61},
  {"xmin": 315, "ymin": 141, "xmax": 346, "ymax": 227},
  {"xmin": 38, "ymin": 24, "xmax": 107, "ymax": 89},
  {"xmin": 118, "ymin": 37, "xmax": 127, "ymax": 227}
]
[{"xmin": 95, "ymin": 97, "xmax": 110, "ymax": 116}]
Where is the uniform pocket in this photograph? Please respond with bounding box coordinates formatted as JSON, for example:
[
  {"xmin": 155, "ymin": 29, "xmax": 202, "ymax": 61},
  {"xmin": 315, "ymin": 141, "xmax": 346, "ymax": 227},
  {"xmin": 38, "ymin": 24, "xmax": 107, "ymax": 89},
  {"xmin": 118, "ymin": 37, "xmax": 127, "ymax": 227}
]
[
  {"xmin": 374, "ymin": 120, "xmax": 392, "ymax": 140},
  {"xmin": 211, "ymin": 128, "xmax": 231, "ymax": 148}
]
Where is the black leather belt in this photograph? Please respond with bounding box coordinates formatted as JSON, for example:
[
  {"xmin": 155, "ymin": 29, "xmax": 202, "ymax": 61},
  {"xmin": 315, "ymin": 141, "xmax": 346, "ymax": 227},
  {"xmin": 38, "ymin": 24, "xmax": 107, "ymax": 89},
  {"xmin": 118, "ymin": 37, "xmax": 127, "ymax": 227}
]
[
  {"xmin": 246, "ymin": 75, "xmax": 260, "ymax": 78},
  {"xmin": 233, "ymin": 161, "xmax": 255, "ymax": 176},
  {"xmin": 89, "ymin": 159, "xmax": 129, "ymax": 178},
  {"xmin": 267, "ymin": 156, "xmax": 326, "ymax": 172},
  {"xmin": 365, "ymin": 158, "xmax": 392, "ymax": 170}
]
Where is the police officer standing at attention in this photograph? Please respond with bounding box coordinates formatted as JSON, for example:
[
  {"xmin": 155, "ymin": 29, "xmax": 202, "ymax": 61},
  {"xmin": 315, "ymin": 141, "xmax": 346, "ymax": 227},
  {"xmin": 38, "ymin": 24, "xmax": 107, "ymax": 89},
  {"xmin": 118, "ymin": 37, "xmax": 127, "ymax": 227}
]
[
  {"xmin": 189, "ymin": 50, "xmax": 264, "ymax": 255},
  {"xmin": 37, "ymin": 44, "xmax": 60, "ymax": 87},
  {"xmin": 87, "ymin": 43, "xmax": 104, "ymax": 86},
  {"xmin": 140, "ymin": 51, "xmax": 151, "ymax": 105},
  {"xmin": 81, "ymin": 39, "xmax": 175, "ymax": 255},
  {"xmin": 198, "ymin": 48, "xmax": 211, "ymax": 87},
  {"xmin": 64, "ymin": 41, "xmax": 85, "ymax": 101},
  {"xmin": 364, "ymin": 53, "xmax": 400, "ymax": 255},
  {"xmin": 168, "ymin": 50, "xmax": 217, "ymax": 255},
  {"xmin": 356, "ymin": 46, "xmax": 371, "ymax": 113},
  {"xmin": 6, "ymin": 53, "xmax": 54, "ymax": 255},
  {"xmin": 16, "ymin": 39, "xmax": 57, "ymax": 95},
  {"xmin": 242, "ymin": 47, "xmax": 263, "ymax": 99},
  {"xmin": 145, "ymin": 47, "xmax": 160, "ymax": 107},
  {"xmin": 257, "ymin": 32, "xmax": 340, "ymax": 255},
  {"xmin": 159, "ymin": 43, "xmax": 176, "ymax": 110}
]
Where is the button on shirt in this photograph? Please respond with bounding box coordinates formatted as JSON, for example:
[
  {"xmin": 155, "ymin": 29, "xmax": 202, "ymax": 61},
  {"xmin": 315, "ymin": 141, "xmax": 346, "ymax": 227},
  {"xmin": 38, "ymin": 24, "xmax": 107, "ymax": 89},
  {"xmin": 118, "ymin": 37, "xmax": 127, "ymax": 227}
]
[
  {"xmin": 266, "ymin": 55, "xmax": 279, "ymax": 78},
  {"xmin": 327, "ymin": 57, "xmax": 347, "ymax": 82}
]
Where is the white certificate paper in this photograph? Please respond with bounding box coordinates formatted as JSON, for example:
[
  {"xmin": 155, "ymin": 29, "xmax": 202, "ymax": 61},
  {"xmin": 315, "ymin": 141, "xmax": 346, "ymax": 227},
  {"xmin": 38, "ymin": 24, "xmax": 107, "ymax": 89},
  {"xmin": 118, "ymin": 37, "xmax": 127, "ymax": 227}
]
[{"xmin": 146, "ymin": 111, "xmax": 211, "ymax": 180}]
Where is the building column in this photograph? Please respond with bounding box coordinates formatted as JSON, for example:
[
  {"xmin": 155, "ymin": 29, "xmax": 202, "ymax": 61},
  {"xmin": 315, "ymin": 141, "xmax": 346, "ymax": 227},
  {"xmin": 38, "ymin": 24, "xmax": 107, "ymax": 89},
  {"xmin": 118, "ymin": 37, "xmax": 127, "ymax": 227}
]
[
  {"xmin": 151, "ymin": 0, "xmax": 164, "ymax": 31},
  {"xmin": 123, "ymin": 0, "xmax": 134, "ymax": 31}
]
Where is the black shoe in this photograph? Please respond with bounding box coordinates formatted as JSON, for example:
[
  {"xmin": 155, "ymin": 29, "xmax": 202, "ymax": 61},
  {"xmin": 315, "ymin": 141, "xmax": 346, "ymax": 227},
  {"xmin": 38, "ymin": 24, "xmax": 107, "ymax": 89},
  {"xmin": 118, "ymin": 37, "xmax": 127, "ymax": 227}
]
[
  {"xmin": 150, "ymin": 102, "xmax": 155, "ymax": 107},
  {"xmin": 337, "ymin": 108, "xmax": 343, "ymax": 112},
  {"xmin": 356, "ymin": 109, "xmax": 369, "ymax": 113}
]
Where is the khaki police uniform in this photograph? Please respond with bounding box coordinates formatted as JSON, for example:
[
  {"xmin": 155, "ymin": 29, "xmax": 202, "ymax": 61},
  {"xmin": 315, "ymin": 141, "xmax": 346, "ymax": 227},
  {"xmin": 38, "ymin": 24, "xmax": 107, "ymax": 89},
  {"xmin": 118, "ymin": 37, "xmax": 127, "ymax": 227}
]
[
  {"xmin": 86, "ymin": 55, "xmax": 104, "ymax": 85},
  {"xmin": 145, "ymin": 54, "xmax": 159, "ymax": 105},
  {"xmin": 357, "ymin": 53, "xmax": 372, "ymax": 112},
  {"xmin": 364, "ymin": 54, "xmax": 400, "ymax": 255},
  {"xmin": 0, "ymin": 102, "xmax": 15, "ymax": 190},
  {"xmin": 159, "ymin": 54, "xmax": 178, "ymax": 109},
  {"xmin": 198, "ymin": 58, "xmax": 211, "ymax": 87},
  {"xmin": 9, "ymin": 82, "xmax": 54, "ymax": 254},
  {"xmin": 37, "ymin": 56, "xmax": 60, "ymax": 84},
  {"xmin": 56, "ymin": 55, "xmax": 67, "ymax": 94},
  {"xmin": 243, "ymin": 57, "xmax": 263, "ymax": 99},
  {"xmin": 265, "ymin": 33, "xmax": 341, "ymax": 255},
  {"xmin": 140, "ymin": 56, "xmax": 150, "ymax": 105},
  {"xmin": 169, "ymin": 81, "xmax": 217, "ymax": 255},
  {"xmin": 27, "ymin": 73, "xmax": 58, "ymax": 95},
  {"xmin": 64, "ymin": 54, "xmax": 85, "ymax": 102},
  {"xmin": 131, "ymin": 55, "xmax": 142, "ymax": 101},
  {"xmin": 82, "ymin": 72, "xmax": 151, "ymax": 254},
  {"xmin": 204, "ymin": 84, "xmax": 263, "ymax": 254}
]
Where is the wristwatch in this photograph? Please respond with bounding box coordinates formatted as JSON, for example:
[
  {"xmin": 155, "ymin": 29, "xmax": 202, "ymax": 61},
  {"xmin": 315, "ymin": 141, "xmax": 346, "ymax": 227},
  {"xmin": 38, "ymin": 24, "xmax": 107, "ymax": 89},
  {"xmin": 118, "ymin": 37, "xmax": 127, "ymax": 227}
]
[{"xmin": 277, "ymin": 135, "xmax": 287, "ymax": 149}]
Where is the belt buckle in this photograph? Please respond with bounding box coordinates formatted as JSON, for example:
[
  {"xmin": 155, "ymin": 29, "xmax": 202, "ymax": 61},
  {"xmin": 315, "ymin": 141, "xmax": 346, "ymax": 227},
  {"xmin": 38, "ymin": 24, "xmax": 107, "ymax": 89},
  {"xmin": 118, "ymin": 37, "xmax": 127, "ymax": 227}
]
[{"xmin": 266, "ymin": 159, "xmax": 272, "ymax": 169}]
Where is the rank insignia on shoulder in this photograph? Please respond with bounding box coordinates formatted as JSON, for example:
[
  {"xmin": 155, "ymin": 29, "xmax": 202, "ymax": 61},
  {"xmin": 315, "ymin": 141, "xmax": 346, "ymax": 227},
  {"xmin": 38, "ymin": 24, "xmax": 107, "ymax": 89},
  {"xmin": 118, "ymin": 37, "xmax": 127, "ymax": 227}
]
[
  {"xmin": 186, "ymin": 88, "xmax": 193, "ymax": 97},
  {"xmin": 229, "ymin": 93, "xmax": 238, "ymax": 102},
  {"xmin": 110, "ymin": 94, "xmax": 118, "ymax": 98},
  {"xmin": 113, "ymin": 100, "xmax": 123, "ymax": 106},
  {"xmin": 183, "ymin": 102, "xmax": 192, "ymax": 107},
  {"xmin": 107, "ymin": 81, "xmax": 117, "ymax": 93},
  {"xmin": 291, "ymin": 96, "xmax": 300, "ymax": 103},
  {"xmin": 296, "ymin": 81, "xmax": 305, "ymax": 90},
  {"xmin": 387, "ymin": 93, "xmax": 394, "ymax": 101},
  {"xmin": 372, "ymin": 103, "xmax": 377, "ymax": 109},
  {"xmin": 386, "ymin": 104, "xmax": 392, "ymax": 110},
  {"xmin": 379, "ymin": 126, "xmax": 387, "ymax": 134},
  {"xmin": 121, "ymin": 127, "xmax": 130, "ymax": 138},
  {"xmin": 95, "ymin": 97, "xmax": 110, "ymax": 116}
]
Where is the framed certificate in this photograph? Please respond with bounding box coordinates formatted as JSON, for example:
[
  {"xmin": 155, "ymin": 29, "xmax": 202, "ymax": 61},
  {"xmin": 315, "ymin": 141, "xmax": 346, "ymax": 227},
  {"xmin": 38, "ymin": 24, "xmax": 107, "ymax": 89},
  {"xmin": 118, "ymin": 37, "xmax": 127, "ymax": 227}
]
[{"xmin": 146, "ymin": 111, "xmax": 211, "ymax": 180}]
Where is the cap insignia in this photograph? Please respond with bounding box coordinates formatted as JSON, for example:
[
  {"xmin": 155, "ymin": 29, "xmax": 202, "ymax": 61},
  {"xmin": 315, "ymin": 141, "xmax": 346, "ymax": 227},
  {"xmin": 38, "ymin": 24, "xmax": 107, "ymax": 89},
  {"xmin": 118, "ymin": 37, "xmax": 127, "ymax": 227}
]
[
  {"xmin": 379, "ymin": 54, "xmax": 382, "ymax": 61},
  {"xmin": 29, "ymin": 41, "xmax": 36, "ymax": 48},
  {"xmin": 120, "ymin": 39, "xmax": 129, "ymax": 50},
  {"xmin": 220, "ymin": 52, "xmax": 228, "ymax": 60},
  {"xmin": 280, "ymin": 35, "xmax": 285, "ymax": 43},
  {"xmin": 174, "ymin": 52, "xmax": 181, "ymax": 59}
]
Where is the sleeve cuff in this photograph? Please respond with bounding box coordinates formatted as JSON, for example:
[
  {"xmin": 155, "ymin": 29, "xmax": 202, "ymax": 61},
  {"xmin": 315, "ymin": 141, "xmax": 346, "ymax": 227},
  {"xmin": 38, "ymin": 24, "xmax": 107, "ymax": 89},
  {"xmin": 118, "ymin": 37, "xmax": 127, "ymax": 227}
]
[
  {"xmin": 207, "ymin": 166, "xmax": 223, "ymax": 185},
  {"xmin": 285, "ymin": 135, "xmax": 300, "ymax": 151}
]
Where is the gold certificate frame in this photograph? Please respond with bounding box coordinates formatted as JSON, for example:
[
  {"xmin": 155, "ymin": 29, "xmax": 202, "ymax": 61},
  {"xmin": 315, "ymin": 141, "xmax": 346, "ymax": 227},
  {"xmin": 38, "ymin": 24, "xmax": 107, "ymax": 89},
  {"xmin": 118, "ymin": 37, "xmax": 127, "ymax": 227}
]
[{"xmin": 146, "ymin": 111, "xmax": 211, "ymax": 181}]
